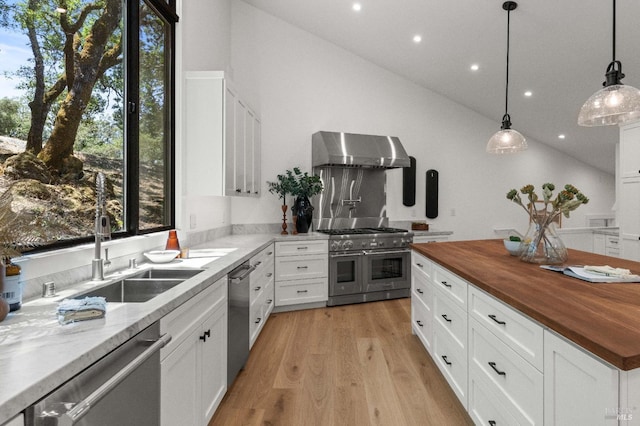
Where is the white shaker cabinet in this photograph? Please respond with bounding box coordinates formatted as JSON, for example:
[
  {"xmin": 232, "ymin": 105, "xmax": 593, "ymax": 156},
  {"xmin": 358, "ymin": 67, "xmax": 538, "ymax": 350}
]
[
  {"xmin": 619, "ymin": 122, "xmax": 640, "ymax": 260},
  {"xmin": 274, "ymin": 240, "xmax": 328, "ymax": 309},
  {"xmin": 185, "ymin": 71, "xmax": 261, "ymax": 197},
  {"xmin": 249, "ymin": 244, "xmax": 275, "ymax": 348},
  {"xmin": 544, "ymin": 330, "xmax": 619, "ymax": 425},
  {"xmin": 160, "ymin": 277, "xmax": 227, "ymax": 426}
]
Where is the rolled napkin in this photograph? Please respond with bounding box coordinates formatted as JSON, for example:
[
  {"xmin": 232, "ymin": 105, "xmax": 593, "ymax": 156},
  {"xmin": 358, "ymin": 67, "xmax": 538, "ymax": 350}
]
[
  {"xmin": 57, "ymin": 296, "xmax": 107, "ymax": 325},
  {"xmin": 583, "ymin": 265, "xmax": 638, "ymax": 278}
]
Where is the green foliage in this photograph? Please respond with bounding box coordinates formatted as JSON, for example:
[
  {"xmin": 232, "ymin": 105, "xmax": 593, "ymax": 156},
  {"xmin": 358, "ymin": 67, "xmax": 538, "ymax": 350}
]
[
  {"xmin": 289, "ymin": 167, "xmax": 323, "ymax": 198},
  {"xmin": 267, "ymin": 172, "xmax": 297, "ymax": 204},
  {"xmin": 0, "ymin": 98, "xmax": 21, "ymax": 137}
]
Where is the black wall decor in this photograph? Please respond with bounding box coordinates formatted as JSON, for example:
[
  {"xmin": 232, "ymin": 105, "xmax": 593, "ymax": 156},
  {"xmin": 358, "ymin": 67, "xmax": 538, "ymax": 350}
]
[
  {"xmin": 402, "ymin": 156, "xmax": 416, "ymax": 206},
  {"xmin": 426, "ymin": 169, "xmax": 438, "ymax": 219}
]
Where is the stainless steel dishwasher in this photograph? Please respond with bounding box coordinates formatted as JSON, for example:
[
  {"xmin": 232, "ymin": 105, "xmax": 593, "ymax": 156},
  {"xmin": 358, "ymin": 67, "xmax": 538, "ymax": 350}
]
[
  {"xmin": 228, "ymin": 261, "xmax": 255, "ymax": 386},
  {"xmin": 25, "ymin": 322, "xmax": 171, "ymax": 426}
]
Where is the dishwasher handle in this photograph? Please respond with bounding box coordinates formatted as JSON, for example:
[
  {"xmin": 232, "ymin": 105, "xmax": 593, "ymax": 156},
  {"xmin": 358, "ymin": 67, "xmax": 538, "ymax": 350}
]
[
  {"xmin": 59, "ymin": 333, "xmax": 172, "ymax": 426},
  {"xmin": 229, "ymin": 265, "xmax": 256, "ymax": 282}
]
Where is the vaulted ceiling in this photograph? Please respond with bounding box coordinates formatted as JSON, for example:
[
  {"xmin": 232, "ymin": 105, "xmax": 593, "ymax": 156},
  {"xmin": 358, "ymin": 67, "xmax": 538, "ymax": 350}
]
[{"xmin": 243, "ymin": 0, "xmax": 640, "ymax": 174}]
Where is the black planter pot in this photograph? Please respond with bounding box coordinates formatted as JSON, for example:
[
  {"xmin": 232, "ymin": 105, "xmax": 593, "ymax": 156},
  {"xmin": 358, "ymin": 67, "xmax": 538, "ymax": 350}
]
[{"xmin": 293, "ymin": 196, "xmax": 314, "ymax": 233}]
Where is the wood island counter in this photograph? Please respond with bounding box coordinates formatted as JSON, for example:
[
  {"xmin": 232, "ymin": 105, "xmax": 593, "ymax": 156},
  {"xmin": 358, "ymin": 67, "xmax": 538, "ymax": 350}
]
[
  {"xmin": 411, "ymin": 239, "xmax": 640, "ymax": 425},
  {"xmin": 412, "ymin": 239, "xmax": 640, "ymax": 370}
]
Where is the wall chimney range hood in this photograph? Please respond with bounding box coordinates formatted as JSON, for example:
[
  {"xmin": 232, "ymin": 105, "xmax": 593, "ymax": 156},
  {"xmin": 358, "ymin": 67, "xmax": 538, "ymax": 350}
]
[{"xmin": 312, "ymin": 131, "xmax": 411, "ymax": 168}]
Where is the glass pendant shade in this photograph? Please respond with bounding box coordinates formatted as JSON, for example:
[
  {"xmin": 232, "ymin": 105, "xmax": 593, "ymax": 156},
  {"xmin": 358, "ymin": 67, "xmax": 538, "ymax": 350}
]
[
  {"xmin": 578, "ymin": 84, "xmax": 640, "ymax": 126},
  {"xmin": 486, "ymin": 128, "xmax": 527, "ymax": 154}
]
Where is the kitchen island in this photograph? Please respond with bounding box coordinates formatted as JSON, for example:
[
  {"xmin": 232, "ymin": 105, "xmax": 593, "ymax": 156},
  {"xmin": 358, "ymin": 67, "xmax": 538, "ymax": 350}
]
[{"xmin": 411, "ymin": 239, "xmax": 640, "ymax": 425}]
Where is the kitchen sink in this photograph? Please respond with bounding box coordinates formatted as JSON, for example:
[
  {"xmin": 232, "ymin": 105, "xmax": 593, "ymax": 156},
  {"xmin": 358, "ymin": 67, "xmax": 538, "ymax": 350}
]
[{"xmin": 72, "ymin": 268, "xmax": 205, "ymax": 303}]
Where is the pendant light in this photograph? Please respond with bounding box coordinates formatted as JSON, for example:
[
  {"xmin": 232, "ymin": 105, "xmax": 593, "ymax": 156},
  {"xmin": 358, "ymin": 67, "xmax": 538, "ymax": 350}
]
[
  {"xmin": 578, "ymin": 0, "xmax": 640, "ymax": 126},
  {"xmin": 487, "ymin": 1, "xmax": 527, "ymax": 154}
]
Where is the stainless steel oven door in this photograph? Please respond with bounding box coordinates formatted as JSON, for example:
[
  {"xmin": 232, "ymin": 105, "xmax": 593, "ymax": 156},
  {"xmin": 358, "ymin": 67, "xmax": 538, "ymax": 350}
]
[
  {"xmin": 329, "ymin": 252, "xmax": 363, "ymax": 296},
  {"xmin": 362, "ymin": 249, "xmax": 410, "ymax": 293}
]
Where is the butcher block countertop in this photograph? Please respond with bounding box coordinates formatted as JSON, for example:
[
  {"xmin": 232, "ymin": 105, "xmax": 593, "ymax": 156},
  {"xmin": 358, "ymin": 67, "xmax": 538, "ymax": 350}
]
[{"xmin": 412, "ymin": 239, "xmax": 640, "ymax": 371}]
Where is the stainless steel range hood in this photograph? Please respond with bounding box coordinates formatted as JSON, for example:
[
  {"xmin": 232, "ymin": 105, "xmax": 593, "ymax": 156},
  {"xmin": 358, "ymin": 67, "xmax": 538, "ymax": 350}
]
[{"xmin": 312, "ymin": 131, "xmax": 411, "ymax": 168}]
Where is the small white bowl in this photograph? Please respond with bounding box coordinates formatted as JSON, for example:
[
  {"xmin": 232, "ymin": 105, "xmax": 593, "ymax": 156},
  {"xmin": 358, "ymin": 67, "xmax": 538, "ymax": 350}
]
[
  {"xmin": 144, "ymin": 250, "xmax": 180, "ymax": 263},
  {"xmin": 503, "ymin": 239, "xmax": 522, "ymax": 256}
]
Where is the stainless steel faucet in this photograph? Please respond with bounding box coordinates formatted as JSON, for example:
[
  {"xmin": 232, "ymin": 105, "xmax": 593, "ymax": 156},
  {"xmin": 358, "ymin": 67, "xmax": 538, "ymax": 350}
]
[{"xmin": 92, "ymin": 172, "xmax": 112, "ymax": 280}]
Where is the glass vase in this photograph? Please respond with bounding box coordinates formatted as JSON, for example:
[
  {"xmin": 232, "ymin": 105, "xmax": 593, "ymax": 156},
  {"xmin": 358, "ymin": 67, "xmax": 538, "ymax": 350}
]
[{"xmin": 519, "ymin": 221, "xmax": 568, "ymax": 264}]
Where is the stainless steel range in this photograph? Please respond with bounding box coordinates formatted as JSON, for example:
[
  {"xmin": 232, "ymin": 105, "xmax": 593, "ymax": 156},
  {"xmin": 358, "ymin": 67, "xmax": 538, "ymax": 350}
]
[
  {"xmin": 318, "ymin": 227, "xmax": 413, "ymax": 306},
  {"xmin": 311, "ymin": 131, "xmax": 414, "ymax": 306}
]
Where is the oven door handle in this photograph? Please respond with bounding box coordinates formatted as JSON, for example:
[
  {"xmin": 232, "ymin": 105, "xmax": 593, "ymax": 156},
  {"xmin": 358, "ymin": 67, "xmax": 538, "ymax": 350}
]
[
  {"xmin": 362, "ymin": 249, "xmax": 410, "ymax": 256},
  {"xmin": 59, "ymin": 333, "xmax": 172, "ymax": 426},
  {"xmin": 330, "ymin": 252, "xmax": 364, "ymax": 258}
]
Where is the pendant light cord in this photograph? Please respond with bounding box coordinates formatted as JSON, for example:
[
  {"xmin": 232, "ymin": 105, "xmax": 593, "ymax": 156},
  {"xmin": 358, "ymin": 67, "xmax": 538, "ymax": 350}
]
[
  {"xmin": 612, "ymin": 0, "xmax": 616, "ymax": 62},
  {"xmin": 504, "ymin": 5, "xmax": 511, "ymax": 117}
]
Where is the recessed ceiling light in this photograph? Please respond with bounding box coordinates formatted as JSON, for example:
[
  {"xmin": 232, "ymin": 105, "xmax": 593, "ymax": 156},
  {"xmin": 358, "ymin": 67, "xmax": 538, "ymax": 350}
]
[
  {"xmin": 470, "ymin": 64, "xmax": 479, "ymax": 71},
  {"xmin": 413, "ymin": 35, "xmax": 422, "ymax": 43},
  {"xmin": 524, "ymin": 91, "xmax": 533, "ymax": 97},
  {"xmin": 558, "ymin": 134, "xmax": 566, "ymax": 139},
  {"xmin": 352, "ymin": 3, "xmax": 362, "ymax": 11}
]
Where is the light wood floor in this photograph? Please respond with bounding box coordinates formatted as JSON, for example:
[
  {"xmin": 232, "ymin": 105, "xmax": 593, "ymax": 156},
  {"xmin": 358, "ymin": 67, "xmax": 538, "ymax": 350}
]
[{"xmin": 210, "ymin": 298, "xmax": 473, "ymax": 426}]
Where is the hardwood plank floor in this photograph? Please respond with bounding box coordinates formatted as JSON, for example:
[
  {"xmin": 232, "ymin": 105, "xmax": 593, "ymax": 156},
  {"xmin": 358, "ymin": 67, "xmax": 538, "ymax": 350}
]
[{"xmin": 210, "ymin": 298, "xmax": 473, "ymax": 426}]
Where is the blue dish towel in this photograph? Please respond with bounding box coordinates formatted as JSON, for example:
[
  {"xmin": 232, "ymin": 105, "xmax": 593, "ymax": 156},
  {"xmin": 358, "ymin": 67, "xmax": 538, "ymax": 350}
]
[{"xmin": 57, "ymin": 296, "xmax": 107, "ymax": 325}]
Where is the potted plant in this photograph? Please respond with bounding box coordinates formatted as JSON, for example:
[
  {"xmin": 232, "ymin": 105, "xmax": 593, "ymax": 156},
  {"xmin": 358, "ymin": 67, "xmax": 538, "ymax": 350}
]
[
  {"xmin": 289, "ymin": 167, "xmax": 323, "ymax": 233},
  {"xmin": 267, "ymin": 172, "xmax": 297, "ymax": 235}
]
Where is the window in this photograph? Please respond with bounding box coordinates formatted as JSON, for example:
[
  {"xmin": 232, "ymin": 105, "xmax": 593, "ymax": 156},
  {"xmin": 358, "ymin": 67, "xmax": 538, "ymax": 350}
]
[{"xmin": 0, "ymin": 0, "xmax": 178, "ymax": 250}]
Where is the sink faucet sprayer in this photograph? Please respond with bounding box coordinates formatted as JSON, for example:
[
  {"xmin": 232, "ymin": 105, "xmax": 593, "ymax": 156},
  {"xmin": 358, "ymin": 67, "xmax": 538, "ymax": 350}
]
[{"xmin": 92, "ymin": 172, "xmax": 112, "ymax": 280}]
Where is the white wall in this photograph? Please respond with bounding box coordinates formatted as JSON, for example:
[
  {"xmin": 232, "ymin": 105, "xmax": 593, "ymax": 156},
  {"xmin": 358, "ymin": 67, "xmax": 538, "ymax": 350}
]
[{"xmin": 225, "ymin": 1, "xmax": 615, "ymax": 241}]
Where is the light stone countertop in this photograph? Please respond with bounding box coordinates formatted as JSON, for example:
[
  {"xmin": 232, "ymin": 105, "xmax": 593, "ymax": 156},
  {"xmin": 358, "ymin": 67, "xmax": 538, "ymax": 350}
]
[{"xmin": 0, "ymin": 231, "xmax": 328, "ymax": 424}]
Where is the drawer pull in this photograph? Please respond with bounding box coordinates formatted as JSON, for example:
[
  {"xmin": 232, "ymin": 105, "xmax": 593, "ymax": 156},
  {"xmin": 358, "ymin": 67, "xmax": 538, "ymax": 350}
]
[
  {"xmin": 255, "ymin": 317, "xmax": 262, "ymax": 324},
  {"xmin": 488, "ymin": 314, "xmax": 506, "ymax": 325},
  {"xmin": 441, "ymin": 314, "xmax": 452, "ymax": 323},
  {"xmin": 488, "ymin": 422, "xmax": 497, "ymax": 426},
  {"xmin": 416, "ymin": 320, "xmax": 424, "ymax": 327},
  {"xmin": 199, "ymin": 329, "xmax": 211, "ymax": 342},
  {"xmin": 297, "ymin": 246, "xmax": 308, "ymax": 250},
  {"xmin": 416, "ymin": 263, "xmax": 424, "ymax": 268},
  {"xmin": 268, "ymin": 251, "xmax": 273, "ymax": 255},
  {"xmin": 266, "ymin": 299, "xmax": 273, "ymax": 304},
  {"xmin": 441, "ymin": 281, "xmax": 452, "ymax": 288},
  {"xmin": 488, "ymin": 361, "xmax": 506, "ymax": 376},
  {"xmin": 297, "ymin": 289, "xmax": 308, "ymax": 294},
  {"xmin": 297, "ymin": 266, "xmax": 309, "ymax": 269},
  {"xmin": 266, "ymin": 272, "xmax": 273, "ymax": 277},
  {"xmin": 416, "ymin": 288, "xmax": 424, "ymax": 294},
  {"xmin": 255, "ymin": 261, "xmax": 262, "ymax": 267},
  {"xmin": 254, "ymin": 286, "xmax": 262, "ymax": 292},
  {"xmin": 441, "ymin": 355, "xmax": 452, "ymax": 366}
]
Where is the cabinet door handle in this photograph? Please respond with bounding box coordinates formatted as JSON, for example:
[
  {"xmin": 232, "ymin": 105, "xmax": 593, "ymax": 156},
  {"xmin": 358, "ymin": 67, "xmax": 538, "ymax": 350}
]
[
  {"xmin": 441, "ymin": 281, "xmax": 452, "ymax": 288},
  {"xmin": 416, "ymin": 263, "xmax": 424, "ymax": 268},
  {"xmin": 236, "ymin": 188, "xmax": 241, "ymax": 193},
  {"xmin": 199, "ymin": 329, "xmax": 211, "ymax": 342},
  {"xmin": 255, "ymin": 317, "xmax": 262, "ymax": 324},
  {"xmin": 254, "ymin": 286, "xmax": 261, "ymax": 292},
  {"xmin": 267, "ymin": 251, "xmax": 273, "ymax": 255},
  {"xmin": 488, "ymin": 421, "xmax": 497, "ymax": 426},
  {"xmin": 297, "ymin": 266, "xmax": 308, "ymax": 269},
  {"xmin": 441, "ymin": 355, "xmax": 452, "ymax": 366},
  {"xmin": 255, "ymin": 261, "xmax": 262, "ymax": 266},
  {"xmin": 266, "ymin": 299, "xmax": 273, "ymax": 304},
  {"xmin": 297, "ymin": 246, "xmax": 308, "ymax": 250},
  {"xmin": 488, "ymin": 314, "xmax": 506, "ymax": 325},
  {"xmin": 297, "ymin": 289, "xmax": 308, "ymax": 294},
  {"xmin": 441, "ymin": 314, "xmax": 452, "ymax": 323},
  {"xmin": 266, "ymin": 272, "xmax": 273, "ymax": 277},
  {"xmin": 416, "ymin": 320, "xmax": 423, "ymax": 327},
  {"xmin": 488, "ymin": 361, "xmax": 506, "ymax": 376},
  {"xmin": 416, "ymin": 288, "xmax": 424, "ymax": 294}
]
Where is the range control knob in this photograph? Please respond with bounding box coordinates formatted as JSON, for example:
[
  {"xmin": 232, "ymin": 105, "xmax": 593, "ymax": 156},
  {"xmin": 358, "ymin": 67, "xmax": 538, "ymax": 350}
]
[
  {"xmin": 343, "ymin": 240, "xmax": 353, "ymax": 250},
  {"xmin": 392, "ymin": 239, "xmax": 398, "ymax": 246},
  {"xmin": 330, "ymin": 241, "xmax": 341, "ymax": 251},
  {"xmin": 378, "ymin": 241, "xmax": 384, "ymax": 247}
]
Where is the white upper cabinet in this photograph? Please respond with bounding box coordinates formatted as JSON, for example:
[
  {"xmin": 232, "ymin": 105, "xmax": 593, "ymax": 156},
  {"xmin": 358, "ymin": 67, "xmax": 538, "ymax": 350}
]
[
  {"xmin": 619, "ymin": 123, "xmax": 640, "ymax": 179},
  {"xmin": 184, "ymin": 71, "xmax": 261, "ymax": 197},
  {"xmin": 619, "ymin": 122, "xmax": 640, "ymax": 260}
]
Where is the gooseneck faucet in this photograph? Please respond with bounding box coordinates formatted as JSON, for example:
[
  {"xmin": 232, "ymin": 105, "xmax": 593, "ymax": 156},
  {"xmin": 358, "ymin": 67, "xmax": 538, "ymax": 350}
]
[{"xmin": 92, "ymin": 172, "xmax": 112, "ymax": 280}]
